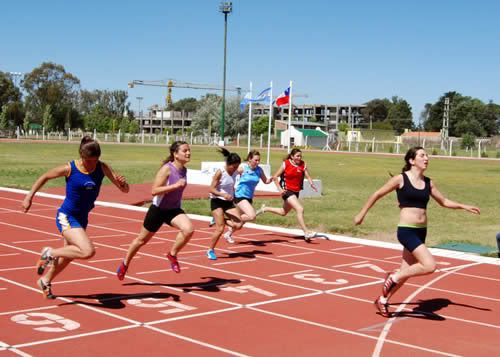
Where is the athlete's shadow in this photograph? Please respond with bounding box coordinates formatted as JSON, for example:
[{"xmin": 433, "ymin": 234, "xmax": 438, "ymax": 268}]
[
  {"xmin": 238, "ymin": 238, "xmax": 289, "ymax": 247},
  {"xmin": 57, "ymin": 292, "xmax": 180, "ymax": 309},
  {"xmin": 392, "ymin": 298, "xmax": 491, "ymax": 320},
  {"xmin": 124, "ymin": 277, "xmax": 241, "ymax": 294},
  {"xmin": 166, "ymin": 276, "xmax": 242, "ymax": 293},
  {"xmin": 222, "ymin": 250, "xmax": 273, "ymax": 259}
]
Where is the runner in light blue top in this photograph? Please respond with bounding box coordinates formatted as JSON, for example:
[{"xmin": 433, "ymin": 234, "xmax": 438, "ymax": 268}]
[{"xmin": 224, "ymin": 150, "xmax": 272, "ymax": 241}]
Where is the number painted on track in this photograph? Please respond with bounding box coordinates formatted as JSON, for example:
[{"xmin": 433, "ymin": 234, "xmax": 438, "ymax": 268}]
[
  {"xmin": 11, "ymin": 312, "xmax": 79, "ymax": 332},
  {"xmin": 127, "ymin": 298, "xmax": 196, "ymax": 315},
  {"xmin": 294, "ymin": 273, "xmax": 348, "ymax": 285}
]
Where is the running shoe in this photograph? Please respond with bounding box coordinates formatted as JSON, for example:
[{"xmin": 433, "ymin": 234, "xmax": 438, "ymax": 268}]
[
  {"xmin": 36, "ymin": 247, "xmax": 53, "ymax": 275},
  {"xmin": 208, "ymin": 217, "xmax": 216, "ymax": 227},
  {"xmin": 116, "ymin": 260, "xmax": 128, "ymax": 281},
  {"xmin": 374, "ymin": 297, "xmax": 390, "ymax": 317},
  {"xmin": 167, "ymin": 253, "xmax": 181, "ymax": 273},
  {"xmin": 255, "ymin": 204, "xmax": 266, "ymax": 216},
  {"xmin": 382, "ymin": 272, "xmax": 397, "ymax": 298},
  {"xmin": 206, "ymin": 249, "xmax": 217, "ymax": 260},
  {"xmin": 304, "ymin": 231, "xmax": 317, "ymax": 242},
  {"xmin": 223, "ymin": 230, "xmax": 235, "ymax": 244},
  {"xmin": 37, "ymin": 278, "xmax": 56, "ymax": 299}
]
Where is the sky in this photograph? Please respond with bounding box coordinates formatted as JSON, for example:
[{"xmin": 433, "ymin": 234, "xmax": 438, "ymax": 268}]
[{"xmin": 2, "ymin": 0, "xmax": 500, "ymax": 123}]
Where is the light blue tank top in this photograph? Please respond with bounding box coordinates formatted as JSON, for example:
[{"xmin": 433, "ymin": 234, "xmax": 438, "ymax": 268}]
[
  {"xmin": 235, "ymin": 164, "xmax": 262, "ymax": 199},
  {"xmin": 59, "ymin": 160, "xmax": 104, "ymax": 219}
]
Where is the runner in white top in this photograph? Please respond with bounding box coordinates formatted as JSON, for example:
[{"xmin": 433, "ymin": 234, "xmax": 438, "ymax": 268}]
[{"xmin": 206, "ymin": 148, "xmax": 243, "ymax": 260}]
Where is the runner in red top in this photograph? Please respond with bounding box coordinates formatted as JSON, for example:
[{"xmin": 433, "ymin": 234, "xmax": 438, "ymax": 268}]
[{"xmin": 258, "ymin": 148, "xmax": 317, "ymax": 241}]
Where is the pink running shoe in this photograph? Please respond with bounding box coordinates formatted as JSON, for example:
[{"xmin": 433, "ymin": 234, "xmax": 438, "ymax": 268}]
[
  {"xmin": 116, "ymin": 261, "xmax": 128, "ymax": 281},
  {"xmin": 374, "ymin": 297, "xmax": 390, "ymax": 318},
  {"xmin": 382, "ymin": 272, "xmax": 397, "ymax": 298},
  {"xmin": 167, "ymin": 253, "xmax": 181, "ymax": 273}
]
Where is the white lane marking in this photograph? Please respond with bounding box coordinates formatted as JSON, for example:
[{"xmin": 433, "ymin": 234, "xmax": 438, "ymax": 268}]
[
  {"xmin": 372, "ymin": 262, "xmax": 480, "ymax": 357},
  {"xmin": 269, "ymin": 269, "xmax": 313, "ymax": 278}
]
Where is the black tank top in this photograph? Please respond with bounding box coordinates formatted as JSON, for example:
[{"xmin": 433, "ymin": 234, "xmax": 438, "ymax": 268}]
[{"xmin": 396, "ymin": 172, "xmax": 431, "ymax": 209}]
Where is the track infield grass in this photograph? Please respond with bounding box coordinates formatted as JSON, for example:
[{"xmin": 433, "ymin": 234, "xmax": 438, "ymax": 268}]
[{"xmin": 1, "ymin": 141, "xmax": 498, "ymax": 250}]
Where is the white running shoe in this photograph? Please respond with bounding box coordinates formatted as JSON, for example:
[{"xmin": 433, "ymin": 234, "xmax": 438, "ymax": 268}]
[
  {"xmin": 208, "ymin": 217, "xmax": 216, "ymax": 227},
  {"xmin": 304, "ymin": 231, "xmax": 317, "ymax": 242},
  {"xmin": 256, "ymin": 204, "xmax": 266, "ymax": 216},
  {"xmin": 223, "ymin": 230, "xmax": 235, "ymax": 244}
]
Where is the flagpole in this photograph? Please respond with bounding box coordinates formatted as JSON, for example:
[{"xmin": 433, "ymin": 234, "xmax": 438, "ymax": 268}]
[
  {"xmin": 287, "ymin": 80, "xmax": 293, "ymax": 151},
  {"xmin": 266, "ymin": 81, "xmax": 273, "ymax": 165},
  {"xmin": 247, "ymin": 81, "xmax": 253, "ymax": 153}
]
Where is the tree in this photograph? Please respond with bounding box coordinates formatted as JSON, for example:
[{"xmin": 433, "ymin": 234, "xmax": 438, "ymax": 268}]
[
  {"xmin": 0, "ymin": 105, "xmax": 8, "ymax": 130},
  {"xmin": 0, "ymin": 72, "xmax": 21, "ymax": 109},
  {"xmin": 42, "ymin": 105, "xmax": 53, "ymax": 131},
  {"xmin": 22, "ymin": 62, "xmax": 80, "ymax": 130},
  {"xmin": 361, "ymin": 99, "xmax": 392, "ymax": 123},
  {"xmin": 171, "ymin": 97, "xmax": 198, "ymax": 112},
  {"xmin": 223, "ymin": 97, "xmax": 247, "ymax": 136},
  {"xmin": 387, "ymin": 96, "xmax": 413, "ymax": 134},
  {"xmin": 252, "ymin": 115, "xmax": 271, "ymax": 136},
  {"xmin": 190, "ymin": 94, "xmax": 221, "ymax": 135},
  {"xmin": 128, "ymin": 119, "xmax": 140, "ymax": 134}
]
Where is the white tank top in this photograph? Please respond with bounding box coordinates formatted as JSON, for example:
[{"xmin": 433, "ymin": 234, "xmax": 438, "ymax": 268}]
[{"xmin": 209, "ymin": 168, "xmax": 238, "ymax": 200}]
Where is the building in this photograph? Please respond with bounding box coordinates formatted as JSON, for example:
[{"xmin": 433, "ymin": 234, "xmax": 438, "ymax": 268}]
[
  {"xmin": 253, "ymin": 103, "xmax": 367, "ymax": 134},
  {"xmin": 136, "ymin": 105, "xmax": 193, "ymax": 134},
  {"xmin": 280, "ymin": 126, "xmax": 329, "ymax": 148}
]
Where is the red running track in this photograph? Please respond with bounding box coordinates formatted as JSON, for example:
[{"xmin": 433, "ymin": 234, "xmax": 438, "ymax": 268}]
[{"xmin": 0, "ymin": 189, "xmax": 499, "ymax": 356}]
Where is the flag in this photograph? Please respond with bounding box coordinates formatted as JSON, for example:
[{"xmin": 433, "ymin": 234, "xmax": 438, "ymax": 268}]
[
  {"xmin": 240, "ymin": 87, "xmax": 271, "ymax": 112},
  {"xmin": 275, "ymin": 86, "xmax": 290, "ymax": 107},
  {"xmin": 251, "ymin": 87, "xmax": 271, "ymax": 102},
  {"xmin": 240, "ymin": 92, "xmax": 252, "ymax": 112}
]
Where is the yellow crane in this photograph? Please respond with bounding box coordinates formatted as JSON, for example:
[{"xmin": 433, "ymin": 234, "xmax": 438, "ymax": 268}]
[{"xmin": 128, "ymin": 79, "xmax": 242, "ymax": 109}]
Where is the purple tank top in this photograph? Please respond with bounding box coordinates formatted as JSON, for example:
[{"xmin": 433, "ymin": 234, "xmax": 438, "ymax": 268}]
[{"xmin": 152, "ymin": 162, "xmax": 187, "ymax": 209}]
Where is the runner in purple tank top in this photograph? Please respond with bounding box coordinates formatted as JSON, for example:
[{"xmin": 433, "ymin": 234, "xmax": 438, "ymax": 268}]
[{"xmin": 117, "ymin": 141, "xmax": 193, "ymax": 279}]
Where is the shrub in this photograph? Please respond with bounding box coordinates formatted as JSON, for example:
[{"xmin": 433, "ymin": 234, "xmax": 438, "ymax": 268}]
[{"xmin": 432, "ymin": 148, "xmax": 438, "ymax": 155}]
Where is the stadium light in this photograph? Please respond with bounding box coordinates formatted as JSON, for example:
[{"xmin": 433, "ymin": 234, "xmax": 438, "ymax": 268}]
[{"xmin": 218, "ymin": 1, "xmax": 232, "ymax": 146}]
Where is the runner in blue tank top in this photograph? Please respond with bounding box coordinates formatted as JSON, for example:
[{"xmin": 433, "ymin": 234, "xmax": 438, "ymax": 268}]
[
  {"xmin": 117, "ymin": 141, "xmax": 193, "ymax": 280},
  {"xmin": 221, "ymin": 150, "xmax": 272, "ymax": 241},
  {"xmin": 22, "ymin": 136, "xmax": 129, "ymax": 299},
  {"xmin": 354, "ymin": 146, "xmax": 480, "ymax": 317}
]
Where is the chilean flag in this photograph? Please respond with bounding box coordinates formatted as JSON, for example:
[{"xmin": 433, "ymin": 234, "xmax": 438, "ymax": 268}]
[{"xmin": 275, "ymin": 86, "xmax": 290, "ymax": 107}]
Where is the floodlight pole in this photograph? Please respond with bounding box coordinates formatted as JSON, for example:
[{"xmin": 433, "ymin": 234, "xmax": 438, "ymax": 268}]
[{"xmin": 219, "ymin": 1, "xmax": 232, "ymax": 145}]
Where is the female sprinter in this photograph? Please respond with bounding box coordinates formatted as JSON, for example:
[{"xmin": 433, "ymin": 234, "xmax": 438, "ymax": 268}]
[
  {"xmin": 354, "ymin": 146, "xmax": 480, "ymax": 317},
  {"xmin": 22, "ymin": 136, "xmax": 129, "ymax": 299},
  {"xmin": 206, "ymin": 148, "xmax": 243, "ymax": 260},
  {"xmin": 117, "ymin": 141, "xmax": 193, "ymax": 279},
  {"xmin": 223, "ymin": 150, "xmax": 272, "ymax": 242},
  {"xmin": 258, "ymin": 148, "xmax": 318, "ymax": 241}
]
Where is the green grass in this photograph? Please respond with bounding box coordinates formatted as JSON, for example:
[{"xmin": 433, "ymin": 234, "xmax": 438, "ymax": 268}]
[{"xmin": 1, "ymin": 141, "xmax": 498, "ymax": 248}]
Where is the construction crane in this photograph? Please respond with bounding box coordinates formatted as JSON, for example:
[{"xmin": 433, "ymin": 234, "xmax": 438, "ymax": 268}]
[{"xmin": 128, "ymin": 79, "xmax": 242, "ymax": 109}]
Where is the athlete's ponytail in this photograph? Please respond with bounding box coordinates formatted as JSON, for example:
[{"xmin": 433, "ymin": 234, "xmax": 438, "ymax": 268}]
[{"xmin": 218, "ymin": 147, "xmax": 241, "ymax": 166}]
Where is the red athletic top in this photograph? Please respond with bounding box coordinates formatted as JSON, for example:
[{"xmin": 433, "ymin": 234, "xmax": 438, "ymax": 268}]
[{"xmin": 281, "ymin": 159, "xmax": 306, "ymax": 192}]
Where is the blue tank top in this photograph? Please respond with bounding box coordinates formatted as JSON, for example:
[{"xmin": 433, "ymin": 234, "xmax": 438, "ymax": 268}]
[
  {"xmin": 152, "ymin": 162, "xmax": 187, "ymax": 210},
  {"xmin": 396, "ymin": 172, "xmax": 431, "ymax": 209},
  {"xmin": 59, "ymin": 160, "xmax": 105, "ymax": 219},
  {"xmin": 235, "ymin": 164, "xmax": 262, "ymax": 199}
]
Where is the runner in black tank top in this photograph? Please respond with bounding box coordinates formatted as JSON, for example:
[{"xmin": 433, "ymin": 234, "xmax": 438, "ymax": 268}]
[{"xmin": 354, "ymin": 147, "xmax": 480, "ymax": 317}]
